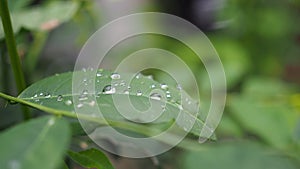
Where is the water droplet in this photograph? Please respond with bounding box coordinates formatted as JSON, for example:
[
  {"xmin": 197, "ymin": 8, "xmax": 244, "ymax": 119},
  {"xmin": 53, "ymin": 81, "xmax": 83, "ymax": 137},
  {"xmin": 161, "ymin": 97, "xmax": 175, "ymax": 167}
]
[
  {"xmin": 136, "ymin": 90, "xmax": 142, "ymax": 96},
  {"xmin": 48, "ymin": 118, "xmax": 55, "ymax": 126},
  {"xmin": 160, "ymin": 83, "xmax": 168, "ymax": 90},
  {"xmin": 57, "ymin": 95, "xmax": 63, "ymax": 102},
  {"xmin": 33, "ymin": 94, "xmax": 38, "ymax": 98},
  {"xmin": 146, "ymin": 75, "xmax": 153, "ymax": 79},
  {"xmin": 96, "ymin": 79, "xmax": 100, "ymax": 83},
  {"xmin": 176, "ymin": 84, "xmax": 182, "ymax": 90},
  {"xmin": 183, "ymin": 126, "xmax": 189, "ymax": 132},
  {"xmin": 150, "ymin": 93, "xmax": 161, "ymax": 101},
  {"xmin": 128, "ymin": 86, "xmax": 131, "ymax": 89},
  {"xmin": 39, "ymin": 93, "xmax": 44, "ymax": 96},
  {"xmin": 103, "ymin": 85, "xmax": 116, "ymax": 94},
  {"xmin": 135, "ymin": 73, "xmax": 141, "ymax": 79},
  {"xmin": 65, "ymin": 100, "xmax": 72, "ymax": 105},
  {"xmin": 88, "ymin": 101, "xmax": 96, "ymax": 106},
  {"xmin": 166, "ymin": 94, "xmax": 171, "ymax": 99},
  {"xmin": 77, "ymin": 103, "xmax": 84, "ymax": 108},
  {"xmin": 82, "ymin": 68, "xmax": 87, "ymax": 72},
  {"xmin": 79, "ymin": 95, "xmax": 88, "ymax": 101},
  {"xmin": 120, "ymin": 81, "xmax": 126, "ymax": 86},
  {"xmin": 123, "ymin": 90, "xmax": 129, "ymax": 94},
  {"xmin": 82, "ymin": 89, "xmax": 88, "ymax": 95},
  {"xmin": 177, "ymin": 104, "xmax": 183, "ymax": 110},
  {"xmin": 96, "ymin": 73, "xmax": 102, "ymax": 77},
  {"xmin": 110, "ymin": 73, "xmax": 121, "ymax": 79},
  {"xmin": 83, "ymin": 78, "xmax": 88, "ymax": 83},
  {"xmin": 151, "ymin": 84, "xmax": 156, "ymax": 88},
  {"xmin": 45, "ymin": 93, "xmax": 51, "ymax": 98}
]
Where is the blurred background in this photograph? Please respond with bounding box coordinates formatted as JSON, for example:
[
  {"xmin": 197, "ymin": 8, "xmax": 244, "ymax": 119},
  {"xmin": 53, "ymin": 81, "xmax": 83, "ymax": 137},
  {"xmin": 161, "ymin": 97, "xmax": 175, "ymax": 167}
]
[{"xmin": 1, "ymin": 0, "xmax": 300, "ymax": 169}]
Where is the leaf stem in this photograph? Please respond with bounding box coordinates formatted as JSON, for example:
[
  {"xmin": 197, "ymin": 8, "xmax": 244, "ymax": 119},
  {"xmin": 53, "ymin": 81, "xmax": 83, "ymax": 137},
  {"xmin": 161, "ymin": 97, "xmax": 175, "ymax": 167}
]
[{"xmin": 0, "ymin": 0, "xmax": 30, "ymax": 119}]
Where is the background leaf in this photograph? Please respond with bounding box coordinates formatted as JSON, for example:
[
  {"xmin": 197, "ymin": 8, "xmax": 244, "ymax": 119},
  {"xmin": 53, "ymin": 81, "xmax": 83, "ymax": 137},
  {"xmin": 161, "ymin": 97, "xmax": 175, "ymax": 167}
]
[
  {"xmin": 68, "ymin": 148, "xmax": 114, "ymax": 169},
  {"xmin": 0, "ymin": 1, "xmax": 79, "ymax": 39},
  {"xmin": 0, "ymin": 116, "xmax": 71, "ymax": 169},
  {"xmin": 181, "ymin": 142, "xmax": 299, "ymax": 169}
]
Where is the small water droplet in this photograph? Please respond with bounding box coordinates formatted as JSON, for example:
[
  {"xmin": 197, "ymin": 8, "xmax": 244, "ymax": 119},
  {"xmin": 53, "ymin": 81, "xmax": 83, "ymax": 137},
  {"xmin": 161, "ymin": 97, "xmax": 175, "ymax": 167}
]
[
  {"xmin": 77, "ymin": 103, "xmax": 84, "ymax": 108},
  {"xmin": 82, "ymin": 68, "xmax": 87, "ymax": 72},
  {"xmin": 103, "ymin": 85, "xmax": 116, "ymax": 94},
  {"xmin": 136, "ymin": 90, "xmax": 142, "ymax": 96},
  {"xmin": 96, "ymin": 79, "xmax": 100, "ymax": 83},
  {"xmin": 166, "ymin": 94, "xmax": 171, "ymax": 99},
  {"xmin": 110, "ymin": 73, "xmax": 121, "ymax": 79},
  {"xmin": 33, "ymin": 94, "xmax": 38, "ymax": 98},
  {"xmin": 123, "ymin": 90, "xmax": 129, "ymax": 94},
  {"xmin": 150, "ymin": 93, "xmax": 161, "ymax": 101},
  {"xmin": 65, "ymin": 100, "xmax": 72, "ymax": 105},
  {"xmin": 88, "ymin": 101, "xmax": 96, "ymax": 106},
  {"xmin": 48, "ymin": 118, "xmax": 55, "ymax": 126},
  {"xmin": 96, "ymin": 73, "xmax": 102, "ymax": 77},
  {"xmin": 57, "ymin": 95, "xmax": 63, "ymax": 102},
  {"xmin": 177, "ymin": 104, "xmax": 183, "ymax": 110},
  {"xmin": 176, "ymin": 84, "xmax": 182, "ymax": 90},
  {"xmin": 45, "ymin": 93, "xmax": 51, "ymax": 98},
  {"xmin": 128, "ymin": 86, "xmax": 131, "ymax": 89},
  {"xmin": 146, "ymin": 75, "xmax": 153, "ymax": 79},
  {"xmin": 120, "ymin": 81, "xmax": 126, "ymax": 86},
  {"xmin": 82, "ymin": 89, "xmax": 88, "ymax": 95},
  {"xmin": 160, "ymin": 83, "xmax": 168, "ymax": 90},
  {"xmin": 135, "ymin": 73, "xmax": 141, "ymax": 79},
  {"xmin": 39, "ymin": 93, "xmax": 44, "ymax": 96},
  {"xmin": 151, "ymin": 84, "xmax": 156, "ymax": 88}
]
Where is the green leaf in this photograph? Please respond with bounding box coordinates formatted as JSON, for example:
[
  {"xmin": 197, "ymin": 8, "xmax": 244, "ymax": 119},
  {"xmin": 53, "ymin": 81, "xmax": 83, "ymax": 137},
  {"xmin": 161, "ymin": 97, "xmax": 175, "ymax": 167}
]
[
  {"xmin": 0, "ymin": 116, "xmax": 71, "ymax": 169},
  {"xmin": 0, "ymin": 1, "xmax": 79, "ymax": 39},
  {"xmin": 68, "ymin": 148, "xmax": 114, "ymax": 169},
  {"xmin": 181, "ymin": 142, "xmax": 299, "ymax": 169},
  {"xmin": 18, "ymin": 69, "xmax": 207, "ymax": 138},
  {"xmin": 228, "ymin": 78, "xmax": 300, "ymax": 149}
]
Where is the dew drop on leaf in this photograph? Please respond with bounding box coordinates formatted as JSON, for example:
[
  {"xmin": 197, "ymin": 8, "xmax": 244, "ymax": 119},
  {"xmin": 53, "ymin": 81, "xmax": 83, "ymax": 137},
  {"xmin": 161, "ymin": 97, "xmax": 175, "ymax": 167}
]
[
  {"xmin": 110, "ymin": 73, "xmax": 121, "ymax": 79},
  {"xmin": 136, "ymin": 90, "xmax": 142, "ymax": 96},
  {"xmin": 160, "ymin": 83, "xmax": 168, "ymax": 90},
  {"xmin": 44, "ymin": 93, "xmax": 51, "ymax": 98},
  {"xmin": 65, "ymin": 100, "xmax": 72, "ymax": 106},
  {"xmin": 96, "ymin": 73, "xmax": 102, "ymax": 77},
  {"xmin": 102, "ymin": 85, "xmax": 116, "ymax": 94},
  {"xmin": 57, "ymin": 95, "xmax": 63, "ymax": 102},
  {"xmin": 150, "ymin": 93, "xmax": 162, "ymax": 101}
]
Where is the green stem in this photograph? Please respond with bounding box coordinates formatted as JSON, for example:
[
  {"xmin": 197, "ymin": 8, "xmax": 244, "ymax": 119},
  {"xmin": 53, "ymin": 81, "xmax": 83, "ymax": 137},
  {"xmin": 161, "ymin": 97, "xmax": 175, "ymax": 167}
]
[
  {"xmin": 0, "ymin": 0, "xmax": 30, "ymax": 119},
  {"xmin": 0, "ymin": 0, "xmax": 26, "ymax": 92},
  {"xmin": 0, "ymin": 92, "xmax": 207, "ymax": 151}
]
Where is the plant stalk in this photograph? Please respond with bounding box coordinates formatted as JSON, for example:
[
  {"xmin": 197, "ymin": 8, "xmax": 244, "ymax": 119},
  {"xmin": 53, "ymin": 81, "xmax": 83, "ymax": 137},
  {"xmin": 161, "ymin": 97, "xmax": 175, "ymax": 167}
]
[{"xmin": 0, "ymin": 0, "xmax": 30, "ymax": 119}]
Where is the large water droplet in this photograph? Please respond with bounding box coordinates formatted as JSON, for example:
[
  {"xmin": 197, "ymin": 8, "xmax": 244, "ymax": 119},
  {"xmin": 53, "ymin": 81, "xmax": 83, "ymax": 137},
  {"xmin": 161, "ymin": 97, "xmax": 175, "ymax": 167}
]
[
  {"xmin": 110, "ymin": 73, "xmax": 121, "ymax": 79},
  {"xmin": 103, "ymin": 85, "xmax": 116, "ymax": 94},
  {"xmin": 57, "ymin": 95, "xmax": 63, "ymax": 102},
  {"xmin": 160, "ymin": 83, "xmax": 168, "ymax": 90},
  {"xmin": 150, "ymin": 93, "xmax": 161, "ymax": 101}
]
